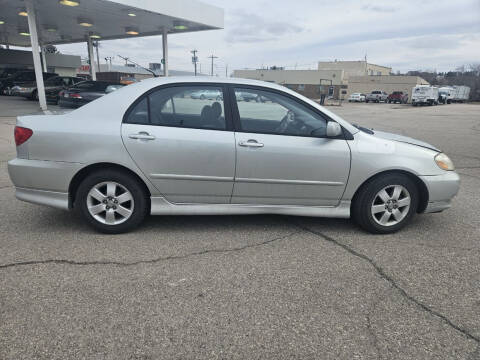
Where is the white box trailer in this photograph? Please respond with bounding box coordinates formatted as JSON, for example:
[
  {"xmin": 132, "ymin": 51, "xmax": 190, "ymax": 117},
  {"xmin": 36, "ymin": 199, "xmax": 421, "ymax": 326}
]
[
  {"xmin": 452, "ymin": 86, "xmax": 470, "ymax": 102},
  {"xmin": 412, "ymin": 85, "xmax": 439, "ymax": 106}
]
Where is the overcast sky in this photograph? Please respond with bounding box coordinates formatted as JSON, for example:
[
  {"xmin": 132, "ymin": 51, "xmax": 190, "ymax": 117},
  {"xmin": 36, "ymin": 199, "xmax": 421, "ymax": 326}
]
[{"xmin": 55, "ymin": 0, "xmax": 480, "ymax": 75}]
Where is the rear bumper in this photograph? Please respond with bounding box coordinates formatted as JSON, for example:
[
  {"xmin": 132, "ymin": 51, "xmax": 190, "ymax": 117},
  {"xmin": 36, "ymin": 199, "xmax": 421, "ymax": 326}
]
[
  {"xmin": 15, "ymin": 187, "xmax": 69, "ymax": 210},
  {"xmin": 8, "ymin": 158, "xmax": 84, "ymax": 209},
  {"xmin": 58, "ymin": 98, "xmax": 86, "ymax": 108},
  {"xmin": 420, "ymin": 171, "xmax": 460, "ymax": 213}
]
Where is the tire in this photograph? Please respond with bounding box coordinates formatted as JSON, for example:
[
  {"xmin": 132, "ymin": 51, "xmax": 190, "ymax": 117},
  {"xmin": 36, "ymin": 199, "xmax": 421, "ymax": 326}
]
[
  {"xmin": 366, "ymin": 100, "xmax": 369, "ymax": 103},
  {"xmin": 352, "ymin": 173, "xmax": 418, "ymax": 234},
  {"xmin": 76, "ymin": 169, "xmax": 149, "ymax": 234},
  {"xmin": 200, "ymin": 95, "xmax": 205, "ymax": 100}
]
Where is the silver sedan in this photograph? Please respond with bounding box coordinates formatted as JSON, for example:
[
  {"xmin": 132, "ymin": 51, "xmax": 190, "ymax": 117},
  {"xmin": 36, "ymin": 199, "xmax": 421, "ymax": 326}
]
[{"xmin": 8, "ymin": 77, "xmax": 460, "ymax": 234}]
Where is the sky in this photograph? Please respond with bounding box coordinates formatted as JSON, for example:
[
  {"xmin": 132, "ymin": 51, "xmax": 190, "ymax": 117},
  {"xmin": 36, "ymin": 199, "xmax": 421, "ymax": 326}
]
[{"xmin": 54, "ymin": 0, "xmax": 480, "ymax": 75}]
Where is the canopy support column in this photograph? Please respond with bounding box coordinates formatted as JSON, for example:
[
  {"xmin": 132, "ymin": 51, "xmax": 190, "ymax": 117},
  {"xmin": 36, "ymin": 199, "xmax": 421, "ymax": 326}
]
[
  {"xmin": 25, "ymin": 0, "xmax": 47, "ymax": 111},
  {"xmin": 162, "ymin": 28, "xmax": 168, "ymax": 77},
  {"xmin": 87, "ymin": 37, "xmax": 97, "ymax": 81}
]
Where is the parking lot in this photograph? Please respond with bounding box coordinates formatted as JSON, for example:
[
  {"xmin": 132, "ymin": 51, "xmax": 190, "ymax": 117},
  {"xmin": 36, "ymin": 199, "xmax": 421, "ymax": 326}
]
[{"xmin": 0, "ymin": 97, "xmax": 479, "ymax": 359}]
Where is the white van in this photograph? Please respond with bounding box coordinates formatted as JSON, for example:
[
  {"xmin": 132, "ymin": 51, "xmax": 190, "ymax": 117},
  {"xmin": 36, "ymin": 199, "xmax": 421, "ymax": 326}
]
[{"xmin": 412, "ymin": 86, "xmax": 439, "ymax": 106}]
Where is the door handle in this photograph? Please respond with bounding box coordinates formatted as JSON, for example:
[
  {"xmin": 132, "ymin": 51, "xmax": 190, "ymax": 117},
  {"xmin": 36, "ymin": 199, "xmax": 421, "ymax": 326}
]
[
  {"xmin": 238, "ymin": 139, "xmax": 264, "ymax": 148},
  {"xmin": 129, "ymin": 132, "xmax": 156, "ymax": 140}
]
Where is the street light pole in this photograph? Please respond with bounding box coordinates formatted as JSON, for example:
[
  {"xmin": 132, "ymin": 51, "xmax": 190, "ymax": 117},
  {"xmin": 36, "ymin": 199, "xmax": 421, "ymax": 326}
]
[{"xmin": 208, "ymin": 54, "xmax": 218, "ymax": 76}]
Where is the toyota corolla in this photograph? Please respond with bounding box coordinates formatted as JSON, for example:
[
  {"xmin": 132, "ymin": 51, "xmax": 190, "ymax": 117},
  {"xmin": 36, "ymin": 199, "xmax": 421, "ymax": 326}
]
[{"xmin": 8, "ymin": 77, "xmax": 460, "ymax": 234}]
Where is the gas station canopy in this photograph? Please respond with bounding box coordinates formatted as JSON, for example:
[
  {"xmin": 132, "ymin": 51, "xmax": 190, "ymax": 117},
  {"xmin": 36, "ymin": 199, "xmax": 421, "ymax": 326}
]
[
  {"xmin": 0, "ymin": 0, "xmax": 223, "ymax": 110},
  {"xmin": 0, "ymin": 0, "xmax": 224, "ymax": 46}
]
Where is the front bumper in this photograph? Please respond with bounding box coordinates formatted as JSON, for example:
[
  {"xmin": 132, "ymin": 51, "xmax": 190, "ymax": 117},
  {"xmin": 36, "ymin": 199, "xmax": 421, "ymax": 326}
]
[{"xmin": 419, "ymin": 171, "xmax": 460, "ymax": 213}]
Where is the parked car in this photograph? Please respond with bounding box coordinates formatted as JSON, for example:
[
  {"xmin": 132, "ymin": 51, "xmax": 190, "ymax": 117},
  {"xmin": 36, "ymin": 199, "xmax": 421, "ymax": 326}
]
[
  {"xmin": 42, "ymin": 76, "xmax": 86, "ymax": 104},
  {"xmin": 8, "ymin": 78, "xmax": 459, "ymax": 234},
  {"xmin": 365, "ymin": 90, "xmax": 388, "ymax": 103},
  {"xmin": 190, "ymin": 89, "xmax": 222, "ymax": 100},
  {"xmin": 236, "ymin": 91, "xmax": 260, "ymax": 102},
  {"xmin": 58, "ymin": 81, "xmax": 124, "ymax": 108},
  {"xmin": 348, "ymin": 93, "xmax": 366, "ymax": 102},
  {"xmin": 387, "ymin": 91, "xmax": 408, "ymax": 104},
  {"xmin": 412, "ymin": 86, "xmax": 439, "ymax": 106},
  {"xmin": 13, "ymin": 75, "xmax": 84, "ymax": 101},
  {"xmin": 0, "ymin": 71, "xmax": 57, "ymax": 95}
]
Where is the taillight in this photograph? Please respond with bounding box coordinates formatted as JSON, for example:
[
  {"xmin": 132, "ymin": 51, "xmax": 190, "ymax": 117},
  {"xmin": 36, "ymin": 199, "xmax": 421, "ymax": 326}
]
[
  {"xmin": 14, "ymin": 126, "xmax": 33, "ymax": 146},
  {"xmin": 59, "ymin": 90, "xmax": 64, "ymax": 97},
  {"xmin": 69, "ymin": 93, "xmax": 82, "ymax": 99}
]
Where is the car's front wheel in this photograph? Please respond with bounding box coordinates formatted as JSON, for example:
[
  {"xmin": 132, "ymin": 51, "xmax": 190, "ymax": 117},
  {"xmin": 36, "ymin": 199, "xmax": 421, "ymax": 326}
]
[
  {"xmin": 352, "ymin": 173, "xmax": 418, "ymax": 234},
  {"xmin": 76, "ymin": 169, "xmax": 148, "ymax": 233}
]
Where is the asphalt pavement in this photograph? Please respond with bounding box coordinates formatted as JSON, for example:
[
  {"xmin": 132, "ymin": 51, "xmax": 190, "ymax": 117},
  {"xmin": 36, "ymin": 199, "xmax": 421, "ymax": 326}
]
[{"xmin": 0, "ymin": 98, "xmax": 479, "ymax": 359}]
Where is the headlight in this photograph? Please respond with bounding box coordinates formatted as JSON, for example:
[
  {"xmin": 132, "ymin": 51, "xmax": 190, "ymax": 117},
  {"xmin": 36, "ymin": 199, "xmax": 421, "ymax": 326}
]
[{"xmin": 435, "ymin": 153, "xmax": 455, "ymax": 171}]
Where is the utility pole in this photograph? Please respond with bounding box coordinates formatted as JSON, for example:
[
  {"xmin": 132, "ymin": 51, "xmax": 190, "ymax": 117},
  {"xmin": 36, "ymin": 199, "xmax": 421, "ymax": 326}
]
[
  {"xmin": 208, "ymin": 54, "xmax": 218, "ymax": 76},
  {"xmin": 191, "ymin": 49, "xmax": 198, "ymax": 76},
  {"xmin": 225, "ymin": 64, "xmax": 228, "ymax": 78},
  {"xmin": 105, "ymin": 56, "xmax": 113, "ymax": 70}
]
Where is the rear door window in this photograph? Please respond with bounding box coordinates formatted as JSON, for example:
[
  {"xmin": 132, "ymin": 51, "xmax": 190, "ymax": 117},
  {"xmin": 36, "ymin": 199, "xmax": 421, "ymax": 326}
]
[{"xmin": 148, "ymin": 86, "xmax": 226, "ymax": 130}]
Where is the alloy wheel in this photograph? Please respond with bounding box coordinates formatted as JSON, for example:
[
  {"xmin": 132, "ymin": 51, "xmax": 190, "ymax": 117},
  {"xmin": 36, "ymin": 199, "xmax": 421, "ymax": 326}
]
[
  {"xmin": 371, "ymin": 185, "xmax": 411, "ymax": 226},
  {"xmin": 86, "ymin": 181, "xmax": 134, "ymax": 225}
]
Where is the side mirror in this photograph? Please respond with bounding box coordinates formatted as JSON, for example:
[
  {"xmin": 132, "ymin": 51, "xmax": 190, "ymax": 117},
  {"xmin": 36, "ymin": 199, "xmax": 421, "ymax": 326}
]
[{"xmin": 326, "ymin": 121, "xmax": 342, "ymax": 137}]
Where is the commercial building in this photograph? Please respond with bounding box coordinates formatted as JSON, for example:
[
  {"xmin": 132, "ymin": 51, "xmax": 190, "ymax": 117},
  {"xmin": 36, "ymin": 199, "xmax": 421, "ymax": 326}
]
[
  {"xmin": 233, "ymin": 61, "xmax": 430, "ymax": 102},
  {"xmin": 0, "ymin": 48, "xmax": 81, "ymax": 76},
  {"xmin": 347, "ymin": 75, "xmax": 430, "ymax": 101},
  {"xmin": 318, "ymin": 60, "xmax": 391, "ymax": 79},
  {"xmin": 233, "ymin": 69, "xmax": 347, "ymax": 99}
]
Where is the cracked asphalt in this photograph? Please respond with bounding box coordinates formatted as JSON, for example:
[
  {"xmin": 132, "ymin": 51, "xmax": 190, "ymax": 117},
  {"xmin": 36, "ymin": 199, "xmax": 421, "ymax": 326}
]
[{"xmin": 0, "ymin": 99, "xmax": 479, "ymax": 359}]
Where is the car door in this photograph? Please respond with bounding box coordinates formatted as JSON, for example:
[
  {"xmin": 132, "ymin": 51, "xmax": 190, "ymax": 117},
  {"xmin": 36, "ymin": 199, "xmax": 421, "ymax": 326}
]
[
  {"xmin": 230, "ymin": 86, "xmax": 351, "ymax": 206},
  {"xmin": 122, "ymin": 84, "xmax": 236, "ymax": 204}
]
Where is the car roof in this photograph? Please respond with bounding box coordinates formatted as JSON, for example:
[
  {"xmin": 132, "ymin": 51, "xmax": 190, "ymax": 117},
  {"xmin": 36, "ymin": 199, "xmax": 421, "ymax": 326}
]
[{"xmin": 140, "ymin": 76, "xmax": 291, "ymax": 92}]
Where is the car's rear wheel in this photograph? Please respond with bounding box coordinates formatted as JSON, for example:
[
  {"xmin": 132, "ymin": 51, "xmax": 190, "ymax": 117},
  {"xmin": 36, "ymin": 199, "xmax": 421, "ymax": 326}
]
[
  {"xmin": 352, "ymin": 173, "xmax": 418, "ymax": 234},
  {"xmin": 76, "ymin": 169, "xmax": 148, "ymax": 233}
]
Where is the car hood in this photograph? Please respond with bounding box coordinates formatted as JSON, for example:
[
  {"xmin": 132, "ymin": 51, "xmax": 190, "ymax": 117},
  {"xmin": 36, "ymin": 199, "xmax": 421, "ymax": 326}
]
[{"xmin": 372, "ymin": 130, "xmax": 440, "ymax": 152}]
